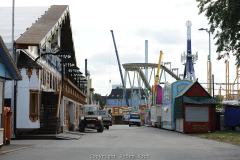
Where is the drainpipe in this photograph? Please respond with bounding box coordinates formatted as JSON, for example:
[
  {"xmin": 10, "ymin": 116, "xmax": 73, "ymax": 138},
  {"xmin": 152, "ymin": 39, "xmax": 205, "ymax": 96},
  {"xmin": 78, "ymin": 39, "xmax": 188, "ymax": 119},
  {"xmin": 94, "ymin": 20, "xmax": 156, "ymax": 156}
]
[{"xmin": 14, "ymin": 82, "xmax": 17, "ymax": 137}]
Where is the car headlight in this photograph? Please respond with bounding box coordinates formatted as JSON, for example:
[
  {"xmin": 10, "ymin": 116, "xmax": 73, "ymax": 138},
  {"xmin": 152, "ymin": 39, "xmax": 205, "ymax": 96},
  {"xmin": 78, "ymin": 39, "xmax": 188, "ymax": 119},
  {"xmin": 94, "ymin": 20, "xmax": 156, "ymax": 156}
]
[{"xmin": 98, "ymin": 116, "xmax": 102, "ymax": 120}]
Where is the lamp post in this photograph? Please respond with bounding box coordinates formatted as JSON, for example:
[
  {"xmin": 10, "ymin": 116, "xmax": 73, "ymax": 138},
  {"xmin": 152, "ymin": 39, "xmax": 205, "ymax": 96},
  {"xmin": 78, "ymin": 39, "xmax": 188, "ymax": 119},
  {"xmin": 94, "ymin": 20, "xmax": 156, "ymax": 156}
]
[
  {"xmin": 106, "ymin": 94, "xmax": 108, "ymax": 106},
  {"xmin": 199, "ymin": 28, "xmax": 211, "ymax": 95},
  {"xmin": 35, "ymin": 48, "xmax": 71, "ymax": 89}
]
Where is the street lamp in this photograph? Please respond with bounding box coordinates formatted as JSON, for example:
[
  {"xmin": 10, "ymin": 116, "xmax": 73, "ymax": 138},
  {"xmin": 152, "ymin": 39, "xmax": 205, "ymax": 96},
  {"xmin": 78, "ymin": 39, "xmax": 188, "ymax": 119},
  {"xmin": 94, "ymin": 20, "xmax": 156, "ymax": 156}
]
[
  {"xmin": 106, "ymin": 94, "xmax": 108, "ymax": 106},
  {"xmin": 199, "ymin": 28, "xmax": 211, "ymax": 95},
  {"xmin": 35, "ymin": 48, "xmax": 71, "ymax": 88}
]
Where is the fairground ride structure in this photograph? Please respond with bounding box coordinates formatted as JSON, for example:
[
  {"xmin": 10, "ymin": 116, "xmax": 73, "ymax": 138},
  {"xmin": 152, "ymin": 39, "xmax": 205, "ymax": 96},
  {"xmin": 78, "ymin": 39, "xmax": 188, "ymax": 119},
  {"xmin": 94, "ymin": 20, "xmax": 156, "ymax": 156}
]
[
  {"xmin": 122, "ymin": 61, "xmax": 181, "ymax": 110},
  {"xmin": 181, "ymin": 20, "xmax": 198, "ymax": 82}
]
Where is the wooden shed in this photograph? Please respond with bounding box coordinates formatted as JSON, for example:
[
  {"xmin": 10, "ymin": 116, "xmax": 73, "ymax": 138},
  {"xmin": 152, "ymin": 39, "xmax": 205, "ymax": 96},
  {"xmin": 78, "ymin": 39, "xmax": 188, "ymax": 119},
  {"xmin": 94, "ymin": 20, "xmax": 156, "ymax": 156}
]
[{"xmin": 174, "ymin": 81, "xmax": 218, "ymax": 133}]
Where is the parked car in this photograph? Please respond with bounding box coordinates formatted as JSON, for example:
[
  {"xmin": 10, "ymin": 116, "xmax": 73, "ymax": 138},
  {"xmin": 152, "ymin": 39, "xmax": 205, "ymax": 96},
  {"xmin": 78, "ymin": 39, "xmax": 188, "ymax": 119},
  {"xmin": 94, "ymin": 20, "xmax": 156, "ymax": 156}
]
[
  {"xmin": 79, "ymin": 105, "xmax": 104, "ymax": 133},
  {"xmin": 98, "ymin": 109, "xmax": 112, "ymax": 129},
  {"xmin": 129, "ymin": 113, "xmax": 141, "ymax": 127}
]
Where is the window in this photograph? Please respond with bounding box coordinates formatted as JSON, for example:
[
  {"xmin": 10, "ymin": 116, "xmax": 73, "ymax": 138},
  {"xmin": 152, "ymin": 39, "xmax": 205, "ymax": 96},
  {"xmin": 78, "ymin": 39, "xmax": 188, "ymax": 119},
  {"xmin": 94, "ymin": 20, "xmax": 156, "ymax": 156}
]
[
  {"xmin": 43, "ymin": 69, "xmax": 45, "ymax": 85},
  {"xmin": 53, "ymin": 76, "xmax": 55, "ymax": 90},
  {"xmin": 130, "ymin": 114, "xmax": 140, "ymax": 119},
  {"xmin": 4, "ymin": 98, "xmax": 11, "ymax": 107},
  {"xmin": 29, "ymin": 89, "xmax": 38, "ymax": 122},
  {"xmin": 50, "ymin": 73, "xmax": 52, "ymax": 89},
  {"xmin": 98, "ymin": 111, "xmax": 106, "ymax": 115},
  {"xmin": 55, "ymin": 77, "xmax": 57, "ymax": 91},
  {"xmin": 185, "ymin": 107, "xmax": 209, "ymax": 122},
  {"xmin": 47, "ymin": 71, "xmax": 49, "ymax": 86}
]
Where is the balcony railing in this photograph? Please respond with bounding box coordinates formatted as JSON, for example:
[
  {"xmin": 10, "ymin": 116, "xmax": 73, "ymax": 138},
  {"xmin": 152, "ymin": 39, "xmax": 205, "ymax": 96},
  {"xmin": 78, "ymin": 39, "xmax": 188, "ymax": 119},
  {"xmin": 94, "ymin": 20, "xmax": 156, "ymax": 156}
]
[{"xmin": 62, "ymin": 78, "xmax": 86, "ymax": 104}]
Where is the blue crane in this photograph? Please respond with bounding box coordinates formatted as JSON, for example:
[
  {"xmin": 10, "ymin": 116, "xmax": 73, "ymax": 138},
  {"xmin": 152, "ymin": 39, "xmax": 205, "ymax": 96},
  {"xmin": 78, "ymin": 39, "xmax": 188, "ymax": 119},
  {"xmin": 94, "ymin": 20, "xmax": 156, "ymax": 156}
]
[{"xmin": 110, "ymin": 30, "xmax": 130, "ymax": 107}]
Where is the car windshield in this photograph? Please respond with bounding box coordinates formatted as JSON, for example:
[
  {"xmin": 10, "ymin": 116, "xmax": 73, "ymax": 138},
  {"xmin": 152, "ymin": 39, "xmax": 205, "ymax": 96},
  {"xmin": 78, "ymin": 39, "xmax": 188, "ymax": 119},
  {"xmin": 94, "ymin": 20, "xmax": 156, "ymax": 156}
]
[
  {"xmin": 130, "ymin": 114, "xmax": 140, "ymax": 119},
  {"xmin": 85, "ymin": 107, "xmax": 98, "ymax": 115},
  {"xmin": 98, "ymin": 111, "xmax": 106, "ymax": 115}
]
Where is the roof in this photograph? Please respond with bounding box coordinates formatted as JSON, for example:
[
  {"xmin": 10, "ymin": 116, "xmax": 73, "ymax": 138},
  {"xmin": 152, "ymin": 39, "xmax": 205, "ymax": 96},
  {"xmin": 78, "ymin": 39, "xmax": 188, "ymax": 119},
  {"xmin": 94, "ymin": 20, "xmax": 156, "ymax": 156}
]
[
  {"xmin": 175, "ymin": 80, "xmax": 211, "ymax": 98},
  {"xmin": 14, "ymin": 5, "xmax": 77, "ymax": 65},
  {"xmin": 0, "ymin": 36, "xmax": 22, "ymax": 80},
  {"xmin": 17, "ymin": 51, "xmax": 42, "ymax": 69},
  {"xmin": 15, "ymin": 5, "xmax": 68, "ymax": 45},
  {"xmin": 183, "ymin": 96, "xmax": 218, "ymax": 105}
]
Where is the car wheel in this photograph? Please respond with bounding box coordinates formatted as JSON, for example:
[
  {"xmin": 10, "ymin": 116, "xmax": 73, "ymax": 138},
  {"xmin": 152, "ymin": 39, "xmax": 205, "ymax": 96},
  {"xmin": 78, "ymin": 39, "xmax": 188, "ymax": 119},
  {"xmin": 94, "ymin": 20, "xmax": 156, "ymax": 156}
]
[
  {"xmin": 234, "ymin": 125, "xmax": 240, "ymax": 131},
  {"xmin": 105, "ymin": 126, "xmax": 109, "ymax": 130},
  {"xmin": 129, "ymin": 125, "xmax": 131, "ymax": 127},
  {"xmin": 97, "ymin": 123, "xmax": 104, "ymax": 132},
  {"xmin": 79, "ymin": 123, "xmax": 85, "ymax": 132}
]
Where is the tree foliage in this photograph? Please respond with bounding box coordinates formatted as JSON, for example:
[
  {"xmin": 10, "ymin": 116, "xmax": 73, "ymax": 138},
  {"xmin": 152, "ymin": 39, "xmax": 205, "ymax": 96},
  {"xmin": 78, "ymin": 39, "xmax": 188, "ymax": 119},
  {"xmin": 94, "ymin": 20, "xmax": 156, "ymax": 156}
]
[
  {"xmin": 92, "ymin": 93, "xmax": 105, "ymax": 109},
  {"xmin": 196, "ymin": 0, "xmax": 240, "ymax": 65},
  {"xmin": 214, "ymin": 94, "xmax": 224, "ymax": 102}
]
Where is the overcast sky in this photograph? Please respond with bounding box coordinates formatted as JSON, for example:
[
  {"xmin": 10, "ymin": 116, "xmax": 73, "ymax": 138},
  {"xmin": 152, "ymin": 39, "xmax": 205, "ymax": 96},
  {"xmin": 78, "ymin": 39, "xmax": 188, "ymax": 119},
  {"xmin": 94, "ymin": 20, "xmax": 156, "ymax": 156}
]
[{"xmin": 0, "ymin": 0, "xmax": 237, "ymax": 97}]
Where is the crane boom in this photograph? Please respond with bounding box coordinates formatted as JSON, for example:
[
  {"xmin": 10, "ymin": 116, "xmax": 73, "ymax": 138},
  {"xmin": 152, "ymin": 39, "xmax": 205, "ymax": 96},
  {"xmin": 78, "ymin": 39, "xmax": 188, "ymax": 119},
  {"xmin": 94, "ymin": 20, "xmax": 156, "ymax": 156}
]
[
  {"xmin": 110, "ymin": 30, "xmax": 130, "ymax": 107},
  {"xmin": 155, "ymin": 51, "xmax": 163, "ymax": 85}
]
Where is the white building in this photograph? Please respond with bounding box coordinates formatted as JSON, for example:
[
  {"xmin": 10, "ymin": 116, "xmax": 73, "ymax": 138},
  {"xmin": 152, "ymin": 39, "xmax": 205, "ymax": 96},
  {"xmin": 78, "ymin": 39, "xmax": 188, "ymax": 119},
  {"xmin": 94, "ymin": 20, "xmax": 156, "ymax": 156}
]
[{"xmin": 0, "ymin": 5, "xmax": 86, "ymax": 136}]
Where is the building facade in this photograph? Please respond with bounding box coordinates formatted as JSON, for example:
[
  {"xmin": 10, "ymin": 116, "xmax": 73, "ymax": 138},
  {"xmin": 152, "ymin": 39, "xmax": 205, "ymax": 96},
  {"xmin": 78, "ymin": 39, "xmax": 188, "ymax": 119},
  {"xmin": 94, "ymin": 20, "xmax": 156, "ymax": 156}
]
[
  {"xmin": 107, "ymin": 87, "xmax": 147, "ymax": 110},
  {"xmin": 0, "ymin": 5, "xmax": 87, "ymax": 136},
  {"xmin": 0, "ymin": 36, "xmax": 22, "ymax": 148}
]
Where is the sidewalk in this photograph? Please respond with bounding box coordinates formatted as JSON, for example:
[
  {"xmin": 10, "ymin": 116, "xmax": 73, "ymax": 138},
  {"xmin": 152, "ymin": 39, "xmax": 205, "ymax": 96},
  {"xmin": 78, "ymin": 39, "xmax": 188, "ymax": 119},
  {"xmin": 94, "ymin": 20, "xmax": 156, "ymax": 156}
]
[
  {"xmin": 0, "ymin": 140, "xmax": 49, "ymax": 154},
  {"xmin": 0, "ymin": 131, "xmax": 85, "ymax": 154}
]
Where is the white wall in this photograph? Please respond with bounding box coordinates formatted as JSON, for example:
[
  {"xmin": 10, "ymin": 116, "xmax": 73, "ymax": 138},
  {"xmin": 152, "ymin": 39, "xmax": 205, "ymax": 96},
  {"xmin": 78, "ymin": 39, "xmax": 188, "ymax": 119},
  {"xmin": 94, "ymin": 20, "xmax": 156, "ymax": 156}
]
[{"xmin": 16, "ymin": 68, "xmax": 40, "ymax": 128}]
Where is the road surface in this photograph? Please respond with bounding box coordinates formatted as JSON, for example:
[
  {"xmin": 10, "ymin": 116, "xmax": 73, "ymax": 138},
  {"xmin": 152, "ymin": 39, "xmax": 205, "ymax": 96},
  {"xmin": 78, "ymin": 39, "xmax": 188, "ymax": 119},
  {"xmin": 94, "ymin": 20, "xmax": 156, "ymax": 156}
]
[{"xmin": 0, "ymin": 125, "xmax": 239, "ymax": 160}]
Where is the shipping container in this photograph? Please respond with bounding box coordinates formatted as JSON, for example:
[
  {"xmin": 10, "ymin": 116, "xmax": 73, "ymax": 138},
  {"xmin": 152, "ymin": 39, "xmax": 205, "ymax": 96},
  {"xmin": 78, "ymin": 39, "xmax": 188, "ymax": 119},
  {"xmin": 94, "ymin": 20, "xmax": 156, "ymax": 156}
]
[{"xmin": 225, "ymin": 107, "xmax": 240, "ymax": 131}]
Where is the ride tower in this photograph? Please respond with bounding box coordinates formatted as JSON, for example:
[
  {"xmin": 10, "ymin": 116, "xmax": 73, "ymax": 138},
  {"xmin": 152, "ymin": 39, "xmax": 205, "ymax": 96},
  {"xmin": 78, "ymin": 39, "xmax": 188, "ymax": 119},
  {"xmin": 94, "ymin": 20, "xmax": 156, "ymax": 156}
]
[{"xmin": 181, "ymin": 20, "xmax": 198, "ymax": 81}]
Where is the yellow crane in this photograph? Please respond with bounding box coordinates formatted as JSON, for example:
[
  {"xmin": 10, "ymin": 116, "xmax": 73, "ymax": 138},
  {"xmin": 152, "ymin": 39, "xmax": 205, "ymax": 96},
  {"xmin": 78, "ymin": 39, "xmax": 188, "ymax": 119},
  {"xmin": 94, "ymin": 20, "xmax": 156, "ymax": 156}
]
[
  {"xmin": 155, "ymin": 51, "xmax": 163, "ymax": 85},
  {"xmin": 152, "ymin": 51, "xmax": 163, "ymax": 105}
]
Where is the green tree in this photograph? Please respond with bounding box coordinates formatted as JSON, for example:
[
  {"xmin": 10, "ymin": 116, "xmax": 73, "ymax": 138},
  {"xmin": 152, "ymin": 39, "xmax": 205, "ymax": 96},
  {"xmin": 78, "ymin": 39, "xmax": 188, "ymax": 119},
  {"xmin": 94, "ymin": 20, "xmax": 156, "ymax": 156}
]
[
  {"xmin": 214, "ymin": 95, "xmax": 224, "ymax": 102},
  {"xmin": 92, "ymin": 93, "xmax": 105, "ymax": 109},
  {"xmin": 216, "ymin": 102, "xmax": 224, "ymax": 112},
  {"xmin": 196, "ymin": 0, "xmax": 240, "ymax": 65}
]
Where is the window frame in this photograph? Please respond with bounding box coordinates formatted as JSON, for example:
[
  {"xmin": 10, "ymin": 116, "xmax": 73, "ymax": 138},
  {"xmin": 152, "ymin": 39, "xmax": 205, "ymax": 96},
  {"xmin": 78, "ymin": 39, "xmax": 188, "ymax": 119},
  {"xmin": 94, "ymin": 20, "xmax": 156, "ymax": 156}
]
[{"xmin": 29, "ymin": 89, "xmax": 39, "ymax": 122}]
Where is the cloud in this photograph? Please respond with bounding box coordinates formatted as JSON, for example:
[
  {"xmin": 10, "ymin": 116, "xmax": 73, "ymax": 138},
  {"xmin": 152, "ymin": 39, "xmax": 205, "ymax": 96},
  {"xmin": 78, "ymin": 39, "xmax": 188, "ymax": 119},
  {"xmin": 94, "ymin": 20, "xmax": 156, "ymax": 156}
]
[{"xmin": 132, "ymin": 27, "xmax": 185, "ymax": 46}]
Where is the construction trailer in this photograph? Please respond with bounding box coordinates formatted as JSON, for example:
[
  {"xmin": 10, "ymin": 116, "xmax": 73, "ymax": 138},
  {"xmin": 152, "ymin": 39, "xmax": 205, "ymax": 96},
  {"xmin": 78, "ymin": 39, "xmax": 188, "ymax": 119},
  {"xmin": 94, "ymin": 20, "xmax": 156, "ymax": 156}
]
[
  {"xmin": 151, "ymin": 105, "xmax": 162, "ymax": 128},
  {"xmin": 151, "ymin": 85, "xmax": 163, "ymax": 127}
]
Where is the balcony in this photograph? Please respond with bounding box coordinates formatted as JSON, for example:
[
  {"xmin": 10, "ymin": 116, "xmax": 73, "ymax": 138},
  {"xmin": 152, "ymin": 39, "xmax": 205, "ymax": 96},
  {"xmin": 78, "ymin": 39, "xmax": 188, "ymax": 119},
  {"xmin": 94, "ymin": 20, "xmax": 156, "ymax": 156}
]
[{"xmin": 55, "ymin": 78, "xmax": 86, "ymax": 104}]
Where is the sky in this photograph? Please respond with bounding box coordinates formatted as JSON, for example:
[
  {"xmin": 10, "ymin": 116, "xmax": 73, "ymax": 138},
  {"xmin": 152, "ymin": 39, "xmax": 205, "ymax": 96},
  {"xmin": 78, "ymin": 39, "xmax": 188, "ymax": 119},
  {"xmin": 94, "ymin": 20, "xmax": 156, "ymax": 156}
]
[{"xmin": 0, "ymin": 0, "xmax": 237, "ymax": 97}]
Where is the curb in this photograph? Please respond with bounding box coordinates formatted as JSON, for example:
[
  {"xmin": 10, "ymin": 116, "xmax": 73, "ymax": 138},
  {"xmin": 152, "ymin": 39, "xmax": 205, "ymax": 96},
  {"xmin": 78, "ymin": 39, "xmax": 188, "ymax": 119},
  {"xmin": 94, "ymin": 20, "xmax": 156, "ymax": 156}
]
[{"xmin": 0, "ymin": 145, "xmax": 34, "ymax": 155}]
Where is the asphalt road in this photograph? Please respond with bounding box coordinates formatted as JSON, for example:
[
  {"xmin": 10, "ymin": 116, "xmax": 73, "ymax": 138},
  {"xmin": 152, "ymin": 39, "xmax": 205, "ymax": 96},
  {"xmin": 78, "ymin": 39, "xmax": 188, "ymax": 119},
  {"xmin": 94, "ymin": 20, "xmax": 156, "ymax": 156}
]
[{"xmin": 0, "ymin": 125, "xmax": 240, "ymax": 160}]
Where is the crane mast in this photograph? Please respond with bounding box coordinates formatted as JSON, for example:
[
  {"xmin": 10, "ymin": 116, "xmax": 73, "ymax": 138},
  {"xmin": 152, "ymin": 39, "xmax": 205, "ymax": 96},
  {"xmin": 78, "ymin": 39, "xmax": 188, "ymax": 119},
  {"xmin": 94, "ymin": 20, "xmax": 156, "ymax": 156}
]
[{"xmin": 110, "ymin": 30, "xmax": 130, "ymax": 107}]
